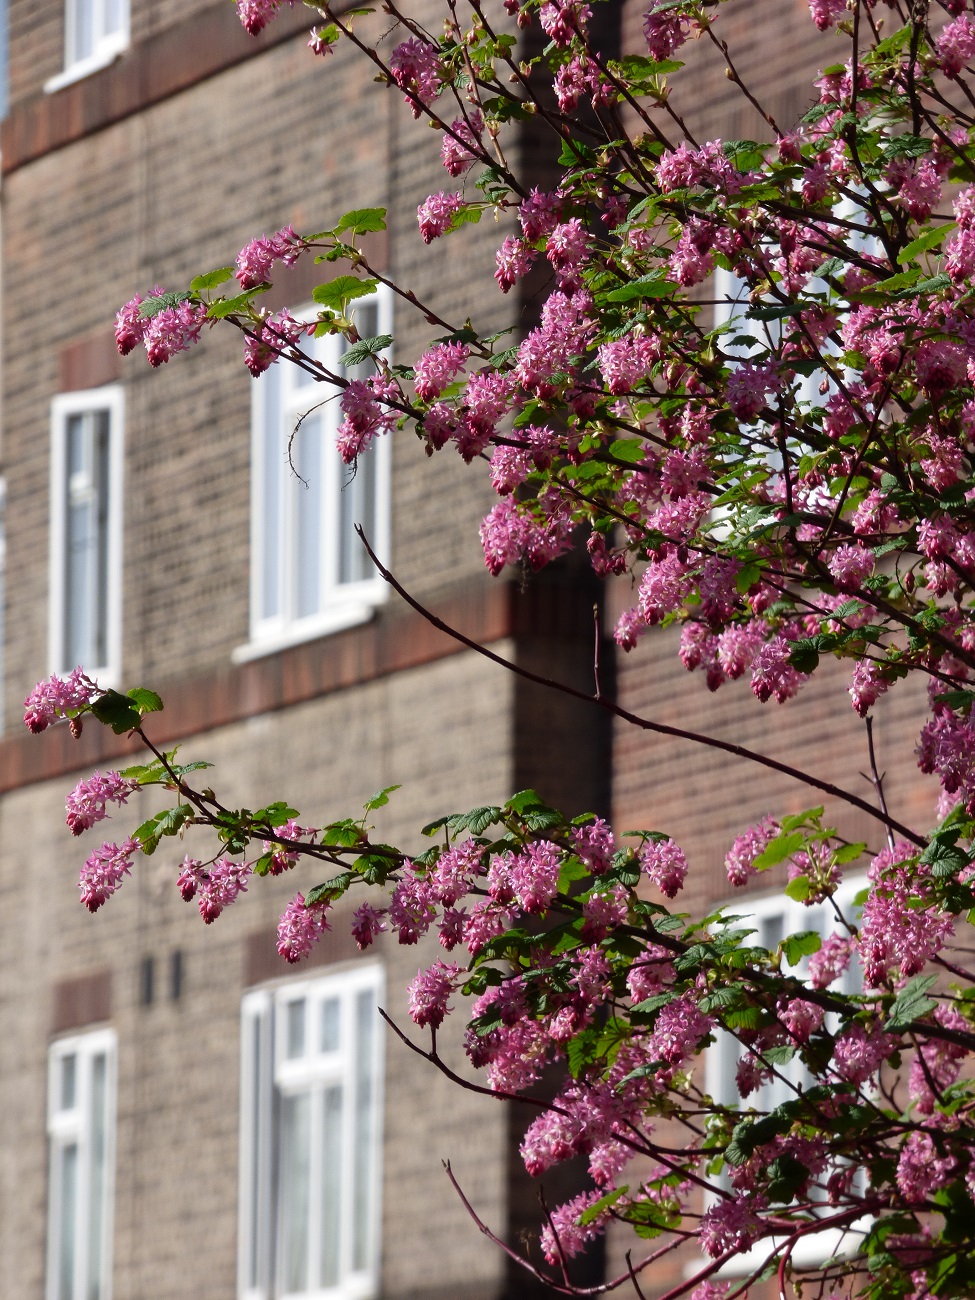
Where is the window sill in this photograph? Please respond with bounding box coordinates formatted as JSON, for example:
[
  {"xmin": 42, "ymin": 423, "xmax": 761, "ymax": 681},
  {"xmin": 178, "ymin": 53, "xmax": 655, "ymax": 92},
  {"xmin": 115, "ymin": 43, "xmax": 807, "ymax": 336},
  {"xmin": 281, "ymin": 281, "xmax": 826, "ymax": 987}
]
[
  {"xmin": 44, "ymin": 38, "xmax": 128, "ymax": 94},
  {"xmin": 232, "ymin": 602, "xmax": 381, "ymax": 664}
]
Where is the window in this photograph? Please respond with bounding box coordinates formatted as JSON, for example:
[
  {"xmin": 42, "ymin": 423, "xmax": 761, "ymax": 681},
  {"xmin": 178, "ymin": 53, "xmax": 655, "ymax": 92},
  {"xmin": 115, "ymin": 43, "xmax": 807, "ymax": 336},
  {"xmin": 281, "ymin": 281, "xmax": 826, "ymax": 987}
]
[
  {"xmin": 46, "ymin": 1029, "xmax": 117, "ymax": 1300},
  {"xmin": 706, "ymin": 878, "xmax": 867, "ymax": 1271},
  {"xmin": 44, "ymin": 0, "xmax": 128, "ymax": 92},
  {"xmin": 241, "ymin": 290, "xmax": 392, "ymax": 660},
  {"xmin": 48, "ymin": 386, "xmax": 124, "ymax": 683},
  {"xmin": 239, "ymin": 965, "xmax": 384, "ymax": 1300}
]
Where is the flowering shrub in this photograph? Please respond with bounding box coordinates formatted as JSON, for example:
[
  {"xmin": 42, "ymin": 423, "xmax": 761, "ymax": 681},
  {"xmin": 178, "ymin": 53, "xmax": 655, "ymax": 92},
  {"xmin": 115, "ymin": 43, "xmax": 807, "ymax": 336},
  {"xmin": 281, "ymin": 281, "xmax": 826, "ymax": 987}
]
[{"xmin": 30, "ymin": 0, "xmax": 975, "ymax": 1296}]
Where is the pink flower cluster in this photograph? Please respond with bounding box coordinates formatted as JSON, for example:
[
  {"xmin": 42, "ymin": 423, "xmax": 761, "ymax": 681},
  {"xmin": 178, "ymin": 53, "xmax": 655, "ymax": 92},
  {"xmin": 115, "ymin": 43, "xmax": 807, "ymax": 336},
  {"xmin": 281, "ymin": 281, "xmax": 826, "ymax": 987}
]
[
  {"xmin": 643, "ymin": 0, "xmax": 696, "ymax": 60},
  {"xmin": 235, "ymin": 224, "xmax": 304, "ymax": 290},
  {"xmin": 640, "ymin": 836, "xmax": 688, "ymax": 898},
  {"xmin": 196, "ymin": 857, "xmax": 253, "ymax": 924},
  {"xmin": 725, "ymin": 816, "xmax": 779, "ymax": 887},
  {"xmin": 441, "ymin": 113, "xmax": 483, "ymax": 176},
  {"xmin": 277, "ymin": 892, "xmax": 331, "ymax": 963},
  {"xmin": 24, "ymin": 668, "xmax": 100, "ymax": 734},
  {"xmin": 65, "ymin": 770, "xmax": 138, "ymax": 836},
  {"xmin": 336, "ymin": 375, "xmax": 397, "ymax": 461},
  {"xmin": 243, "ymin": 310, "xmax": 307, "ymax": 377},
  {"xmin": 407, "ymin": 960, "xmax": 462, "ymax": 1028},
  {"xmin": 390, "ymin": 38, "xmax": 443, "ymax": 115},
  {"xmin": 79, "ymin": 838, "xmax": 138, "ymax": 912},
  {"xmin": 235, "ymin": 0, "xmax": 294, "ymax": 36},
  {"xmin": 417, "ymin": 192, "xmax": 465, "ymax": 244},
  {"xmin": 115, "ymin": 291, "xmax": 208, "ymax": 367},
  {"xmin": 938, "ymin": 14, "xmax": 975, "ymax": 78},
  {"xmin": 414, "ymin": 342, "xmax": 470, "ymax": 401}
]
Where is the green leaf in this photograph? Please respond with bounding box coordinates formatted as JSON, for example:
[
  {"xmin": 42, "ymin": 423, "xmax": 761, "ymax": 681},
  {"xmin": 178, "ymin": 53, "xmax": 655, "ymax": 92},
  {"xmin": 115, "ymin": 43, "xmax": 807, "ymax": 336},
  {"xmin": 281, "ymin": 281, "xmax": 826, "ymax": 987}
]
[
  {"xmin": 364, "ymin": 784, "xmax": 400, "ymax": 812},
  {"xmin": 206, "ymin": 288, "xmax": 268, "ymax": 318},
  {"xmin": 134, "ymin": 804, "xmax": 192, "ymax": 855},
  {"xmin": 90, "ymin": 690, "xmax": 142, "ymax": 735},
  {"xmin": 312, "ymin": 276, "xmax": 378, "ymax": 311},
  {"xmin": 609, "ymin": 439, "xmax": 649, "ymax": 463},
  {"xmin": 334, "ymin": 207, "xmax": 387, "ymax": 235},
  {"xmin": 137, "ymin": 290, "xmax": 191, "ymax": 318},
  {"xmin": 579, "ymin": 1187, "xmax": 628, "ymax": 1225},
  {"xmin": 126, "ymin": 687, "xmax": 164, "ymax": 716},
  {"xmin": 189, "ymin": 267, "xmax": 234, "ymax": 292},
  {"xmin": 305, "ymin": 873, "xmax": 355, "ymax": 906},
  {"xmin": 781, "ymin": 930, "xmax": 822, "ymax": 966},
  {"xmin": 886, "ymin": 974, "xmax": 938, "ymax": 1029},
  {"xmin": 752, "ymin": 831, "xmax": 804, "ymax": 872},
  {"xmin": 833, "ymin": 841, "xmax": 866, "ymax": 866},
  {"xmin": 897, "ymin": 223, "xmax": 954, "ymax": 265},
  {"xmin": 506, "ymin": 789, "xmax": 547, "ymax": 815},
  {"xmin": 320, "ymin": 819, "xmax": 364, "ymax": 849},
  {"xmin": 341, "ymin": 334, "xmax": 392, "ymax": 368},
  {"xmin": 785, "ymin": 875, "xmax": 813, "ymax": 902},
  {"xmin": 605, "ymin": 273, "xmax": 672, "ymax": 302}
]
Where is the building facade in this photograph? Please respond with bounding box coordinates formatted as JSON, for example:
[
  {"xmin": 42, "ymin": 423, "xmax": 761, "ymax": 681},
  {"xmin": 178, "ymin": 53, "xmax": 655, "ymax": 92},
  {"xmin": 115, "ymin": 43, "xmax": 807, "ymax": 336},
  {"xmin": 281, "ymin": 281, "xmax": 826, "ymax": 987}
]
[{"xmin": 0, "ymin": 2, "xmax": 936, "ymax": 1299}]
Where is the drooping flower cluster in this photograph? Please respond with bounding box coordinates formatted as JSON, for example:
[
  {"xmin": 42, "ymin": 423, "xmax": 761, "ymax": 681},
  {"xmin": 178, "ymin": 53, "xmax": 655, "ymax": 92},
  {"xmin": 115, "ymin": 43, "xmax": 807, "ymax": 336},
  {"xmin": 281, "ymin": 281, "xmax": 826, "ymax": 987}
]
[
  {"xmin": 24, "ymin": 668, "xmax": 100, "ymax": 734},
  {"xmin": 65, "ymin": 770, "xmax": 138, "ymax": 835}
]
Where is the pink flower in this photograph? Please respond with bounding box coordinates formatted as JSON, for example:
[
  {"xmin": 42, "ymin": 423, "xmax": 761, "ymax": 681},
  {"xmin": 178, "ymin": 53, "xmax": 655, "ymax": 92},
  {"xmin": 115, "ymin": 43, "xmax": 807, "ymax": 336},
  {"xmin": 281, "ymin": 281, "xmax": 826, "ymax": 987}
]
[
  {"xmin": 640, "ymin": 837, "xmax": 687, "ymax": 898},
  {"xmin": 778, "ymin": 997, "xmax": 824, "ymax": 1044},
  {"xmin": 725, "ymin": 816, "xmax": 779, "ymax": 887},
  {"xmin": 79, "ymin": 838, "xmax": 138, "ymax": 912},
  {"xmin": 441, "ymin": 113, "xmax": 483, "ymax": 176},
  {"xmin": 390, "ymin": 38, "xmax": 443, "ymax": 114},
  {"xmin": 197, "ymin": 857, "xmax": 252, "ymax": 924},
  {"xmin": 938, "ymin": 14, "xmax": 975, "ymax": 78},
  {"xmin": 827, "ymin": 544, "xmax": 874, "ymax": 592},
  {"xmin": 849, "ymin": 659, "xmax": 889, "ymax": 717},
  {"xmin": 808, "ymin": 0, "xmax": 846, "ymax": 30},
  {"xmin": 727, "ymin": 362, "xmax": 777, "ymax": 421},
  {"xmin": 389, "ymin": 869, "xmax": 437, "ymax": 944},
  {"xmin": 235, "ymin": 225, "xmax": 304, "ymax": 289},
  {"xmin": 643, "ymin": 1, "xmax": 695, "ymax": 59},
  {"xmin": 509, "ymin": 840, "xmax": 562, "ymax": 913},
  {"xmin": 243, "ymin": 309, "xmax": 306, "ymax": 377},
  {"xmin": 65, "ymin": 770, "xmax": 138, "ymax": 835},
  {"xmin": 176, "ymin": 855, "xmax": 205, "ymax": 902},
  {"xmin": 650, "ymin": 995, "xmax": 713, "ymax": 1065},
  {"xmin": 598, "ymin": 335, "xmax": 655, "ymax": 394},
  {"xmin": 520, "ymin": 189, "xmax": 562, "ymax": 241},
  {"xmin": 572, "ymin": 818, "xmax": 615, "ymax": 874},
  {"xmin": 540, "ymin": 1191, "xmax": 608, "ymax": 1265},
  {"xmin": 495, "ymin": 236, "xmax": 536, "ymax": 293},
  {"xmin": 700, "ymin": 1195, "xmax": 763, "ymax": 1257},
  {"xmin": 539, "ymin": 0, "xmax": 591, "ymax": 46},
  {"xmin": 417, "ymin": 192, "xmax": 464, "ymax": 243},
  {"xmin": 896, "ymin": 1132, "xmax": 956, "ymax": 1204},
  {"xmin": 750, "ymin": 635, "xmax": 806, "ymax": 704},
  {"xmin": 546, "ymin": 219, "xmax": 589, "ymax": 274},
  {"xmin": 351, "ymin": 903, "xmax": 387, "ymax": 950},
  {"xmin": 143, "ymin": 300, "xmax": 207, "ymax": 367},
  {"xmin": 115, "ymin": 294, "xmax": 147, "ymax": 355},
  {"xmin": 808, "ymin": 932, "xmax": 854, "ymax": 989},
  {"xmin": 336, "ymin": 376, "xmax": 396, "ymax": 461},
  {"xmin": 831, "ymin": 1020, "xmax": 897, "ymax": 1085},
  {"xmin": 414, "ymin": 342, "xmax": 470, "ymax": 401},
  {"xmin": 236, "ymin": 0, "xmax": 291, "ymax": 36},
  {"xmin": 407, "ymin": 960, "xmax": 462, "ymax": 1028},
  {"xmin": 480, "ymin": 498, "xmax": 527, "ymax": 575},
  {"xmin": 24, "ymin": 668, "xmax": 100, "ymax": 734},
  {"xmin": 277, "ymin": 892, "xmax": 330, "ymax": 963}
]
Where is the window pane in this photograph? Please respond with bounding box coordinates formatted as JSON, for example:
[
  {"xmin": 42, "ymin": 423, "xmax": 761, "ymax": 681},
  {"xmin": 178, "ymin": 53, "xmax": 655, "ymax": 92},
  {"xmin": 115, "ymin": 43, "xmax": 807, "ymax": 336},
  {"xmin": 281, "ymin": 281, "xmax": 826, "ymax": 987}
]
[
  {"xmin": 245, "ymin": 1015, "xmax": 263, "ymax": 1289},
  {"xmin": 321, "ymin": 998, "xmax": 340, "ymax": 1053},
  {"xmin": 103, "ymin": 0, "xmax": 124, "ymax": 37},
  {"xmin": 277, "ymin": 1093, "xmax": 311, "ymax": 1295},
  {"xmin": 352, "ymin": 989, "xmax": 377, "ymax": 1272},
  {"xmin": 86, "ymin": 1055, "xmax": 107, "ymax": 1300},
  {"xmin": 320, "ymin": 1085, "xmax": 343, "ymax": 1287},
  {"xmin": 58, "ymin": 1142, "xmax": 78, "ymax": 1300},
  {"xmin": 93, "ymin": 413, "xmax": 110, "ymax": 670},
  {"xmin": 260, "ymin": 369, "xmax": 283, "ymax": 622},
  {"xmin": 63, "ymin": 410, "xmax": 110, "ymax": 671},
  {"xmin": 293, "ymin": 413, "xmax": 323, "ymax": 618},
  {"xmin": 338, "ymin": 450, "xmax": 376, "ymax": 585},
  {"xmin": 73, "ymin": 0, "xmax": 95, "ymax": 61},
  {"xmin": 60, "ymin": 1055, "xmax": 77, "ymax": 1111},
  {"xmin": 285, "ymin": 999, "xmax": 305, "ymax": 1059},
  {"xmin": 760, "ymin": 914, "xmax": 783, "ymax": 952}
]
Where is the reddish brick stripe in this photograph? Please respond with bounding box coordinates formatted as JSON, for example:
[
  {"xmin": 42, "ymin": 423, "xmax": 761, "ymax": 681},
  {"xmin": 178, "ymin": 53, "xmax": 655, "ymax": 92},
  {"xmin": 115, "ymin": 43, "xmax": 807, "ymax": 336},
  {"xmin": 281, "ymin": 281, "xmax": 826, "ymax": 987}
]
[
  {"xmin": 0, "ymin": 577, "xmax": 593, "ymax": 793},
  {"xmin": 1, "ymin": 0, "xmax": 312, "ymax": 174}
]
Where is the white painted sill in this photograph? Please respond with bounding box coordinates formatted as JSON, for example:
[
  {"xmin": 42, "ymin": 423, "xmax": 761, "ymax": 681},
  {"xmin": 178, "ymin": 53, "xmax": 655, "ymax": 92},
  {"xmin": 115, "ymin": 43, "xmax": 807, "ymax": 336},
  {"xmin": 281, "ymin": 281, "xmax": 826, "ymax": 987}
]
[
  {"xmin": 44, "ymin": 37, "xmax": 128, "ymax": 94},
  {"xmin": 231, "ymin": 602, "xmax": 382, "ymax": 664}
]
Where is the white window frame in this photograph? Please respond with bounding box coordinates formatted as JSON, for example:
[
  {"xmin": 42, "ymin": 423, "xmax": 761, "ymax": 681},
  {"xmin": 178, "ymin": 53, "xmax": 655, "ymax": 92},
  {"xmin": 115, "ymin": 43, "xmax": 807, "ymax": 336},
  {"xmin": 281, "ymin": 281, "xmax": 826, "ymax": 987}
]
[
  {"xmin": 48, "ymin": 385, "xmax": 124, "ymax": 686},
  {"xmin": 44, "ymin": 0, "xmax": 129, "ymax": 93},
  {"xmin": 236, "ymin": 290, "xmax": 393, "ymax": 663},
  {"xmin": 239, "ymin": 964, "xmax": 385, "ymax": 1300},
  {"xmin": 46, "ymin": 1028, "xmax": 117, "ymax": 1300},
  {"xmin": 704, "ymin": 876, "xmax": 869, "ymax": 1274}
]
